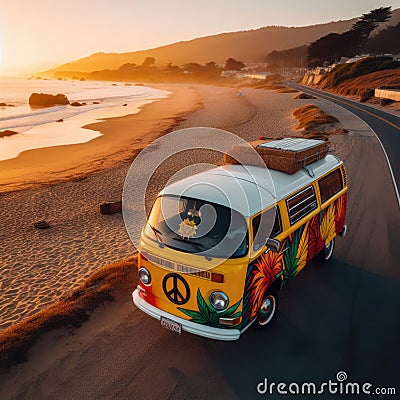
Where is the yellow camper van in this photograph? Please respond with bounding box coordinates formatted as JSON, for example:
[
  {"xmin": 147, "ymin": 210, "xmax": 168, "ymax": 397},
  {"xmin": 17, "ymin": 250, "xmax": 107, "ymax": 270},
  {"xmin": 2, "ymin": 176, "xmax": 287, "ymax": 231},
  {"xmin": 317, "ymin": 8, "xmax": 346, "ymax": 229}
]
[{"xmin": 132, "ymin": 139, "xmax": 347, "ymax": 340}]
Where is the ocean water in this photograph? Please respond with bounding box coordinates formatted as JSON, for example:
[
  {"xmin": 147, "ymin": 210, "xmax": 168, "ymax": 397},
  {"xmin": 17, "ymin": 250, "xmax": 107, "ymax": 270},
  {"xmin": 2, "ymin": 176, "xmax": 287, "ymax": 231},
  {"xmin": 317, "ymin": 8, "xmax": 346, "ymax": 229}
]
[{"xmin": 0, "ymin": 78, "xmax": 169, "ymax": 160}]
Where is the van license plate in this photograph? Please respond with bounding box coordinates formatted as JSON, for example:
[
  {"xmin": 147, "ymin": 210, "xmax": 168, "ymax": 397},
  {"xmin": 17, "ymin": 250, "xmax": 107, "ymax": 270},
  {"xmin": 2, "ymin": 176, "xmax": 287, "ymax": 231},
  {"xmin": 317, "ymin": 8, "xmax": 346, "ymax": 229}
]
[{"xmin": 160, "ymin": 317, "xmax": 182, "ymax": 335}]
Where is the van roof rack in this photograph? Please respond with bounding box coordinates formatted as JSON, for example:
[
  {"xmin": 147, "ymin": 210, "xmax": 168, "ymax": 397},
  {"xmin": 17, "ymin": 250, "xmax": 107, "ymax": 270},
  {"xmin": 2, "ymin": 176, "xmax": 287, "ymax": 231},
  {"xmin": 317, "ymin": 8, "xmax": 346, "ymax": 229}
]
[{"xmin": 224, "ymin": 137, "xmax": 330, "ymax": 174}]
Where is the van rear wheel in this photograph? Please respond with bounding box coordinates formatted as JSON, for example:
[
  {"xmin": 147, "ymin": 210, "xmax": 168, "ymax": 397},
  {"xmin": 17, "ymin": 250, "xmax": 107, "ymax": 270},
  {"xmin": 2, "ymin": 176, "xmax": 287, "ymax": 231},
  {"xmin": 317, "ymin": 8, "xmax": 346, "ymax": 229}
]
[
  {"xmin": 255, "ymin": 292, "xmax": 278, "ymax": 328},
  {"xmin": 321, "ymin": 238, "xmax": 335, "ymax": 262}
]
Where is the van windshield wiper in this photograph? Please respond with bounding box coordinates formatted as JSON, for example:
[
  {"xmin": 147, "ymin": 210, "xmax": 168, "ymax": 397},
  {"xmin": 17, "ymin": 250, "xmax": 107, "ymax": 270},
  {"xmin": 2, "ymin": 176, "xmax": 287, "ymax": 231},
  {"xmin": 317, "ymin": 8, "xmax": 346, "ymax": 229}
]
[
  {"xmin": 149, "ymin": 224, "xmax": 164, "ymax": 248},
  {"xmin": 173, "ymin": 237, "xmax": 203, "ymax": 250},
  {"xmin": 172, "ymin": 237, "xmax": 212, "ymax": 261}
]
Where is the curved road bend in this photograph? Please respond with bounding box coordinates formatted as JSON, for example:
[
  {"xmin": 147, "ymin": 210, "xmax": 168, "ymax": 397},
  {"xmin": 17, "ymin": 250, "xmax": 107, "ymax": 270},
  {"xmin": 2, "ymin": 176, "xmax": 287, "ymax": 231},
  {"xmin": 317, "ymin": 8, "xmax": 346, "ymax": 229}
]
[{"xmin": 287, "ymin": 82, "xmax": 400, "ymax": 206}]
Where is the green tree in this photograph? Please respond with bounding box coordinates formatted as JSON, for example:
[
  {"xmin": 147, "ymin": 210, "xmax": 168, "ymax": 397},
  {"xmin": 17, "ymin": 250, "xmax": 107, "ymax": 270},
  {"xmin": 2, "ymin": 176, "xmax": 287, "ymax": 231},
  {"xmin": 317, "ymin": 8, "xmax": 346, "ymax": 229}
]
[
  {"xmin": 166, "ymin": 61, "xmax": 181, "ymax": 72},
  {"xmin": 204, "ymin": 61, "xmax": 218, "ymax": 70},
  {"xmin": 367, "ymin": 22, "xmax": 400, "ymax": 54},
  {"xmin": 182, "ymin": 63, "xmax": 202, "ymax": 72},
  {"xmin": 307, "ymin": 6, "xmax": 392, "ymax": 67},
  {"xmin": 142, "ymin": 57, "xmax": 156, "ymax": 68},
  {"xmin": 307, "ymin": 33, "xmax": 342, "ymax": 67},
  {"xmin": 224, "ymin": 58, "xmax": 245, "ymax": 71},
  {"xmin": 118, "ymin": 63, "xmax": 137, "ymax": 71},
  {"xmin": 267, "ymin": 45, "xmax": 307, "ymax": 68},
  {"xmin": 352, "ymin": 7, "xmax": 392, "ymax": 53}
]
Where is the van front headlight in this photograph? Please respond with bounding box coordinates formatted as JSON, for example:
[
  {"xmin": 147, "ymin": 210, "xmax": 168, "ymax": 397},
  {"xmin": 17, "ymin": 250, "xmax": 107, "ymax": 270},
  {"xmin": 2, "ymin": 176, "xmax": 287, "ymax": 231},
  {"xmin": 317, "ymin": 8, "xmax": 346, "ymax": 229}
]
[
  {"xmin": 139, "ymin": 267, "xmax": 151, "ymax": 285},
  {"xmin": 210, "ymin": 291, "xmax": 229, "ymax": 311}
]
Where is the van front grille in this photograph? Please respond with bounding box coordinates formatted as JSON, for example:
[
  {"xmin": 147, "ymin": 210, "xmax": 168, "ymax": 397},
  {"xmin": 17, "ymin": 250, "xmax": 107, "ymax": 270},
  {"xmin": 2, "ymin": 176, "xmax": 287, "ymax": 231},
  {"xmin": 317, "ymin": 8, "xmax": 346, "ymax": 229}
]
[
  {"xmin": 141, "ymin": 251, "xmax": 174, "ymax": 270},
  {"xmin": 176, "ymin": 264, "xmax": 211, "ymax": 280},
  {"xmin": 141, "ymin": 251, "xmax": 211, "ymax": 281}
]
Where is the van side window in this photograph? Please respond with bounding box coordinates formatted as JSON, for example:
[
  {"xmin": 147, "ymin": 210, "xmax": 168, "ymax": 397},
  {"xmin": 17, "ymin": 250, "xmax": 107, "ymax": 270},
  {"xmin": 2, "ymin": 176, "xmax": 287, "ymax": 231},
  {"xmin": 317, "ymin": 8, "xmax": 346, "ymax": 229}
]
[
  {"xmin": 252, "ymin": 206, "xmax": 282, "ymax": 250},
  {"xmin": 318, "ymin": 169, "xmax": 343, "ymax": 203},
  {"xmin": 286, "ymin": 186, "xmax": 317, "ymax": 225}
]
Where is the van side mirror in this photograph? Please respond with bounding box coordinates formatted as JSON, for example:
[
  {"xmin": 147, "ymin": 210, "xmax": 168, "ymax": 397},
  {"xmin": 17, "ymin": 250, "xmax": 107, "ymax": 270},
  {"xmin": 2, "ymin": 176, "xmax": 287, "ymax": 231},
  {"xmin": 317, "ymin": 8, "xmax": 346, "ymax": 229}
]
[{"xmin": 266, "ymin": 238, "xmax": 281, "ymax": 253}]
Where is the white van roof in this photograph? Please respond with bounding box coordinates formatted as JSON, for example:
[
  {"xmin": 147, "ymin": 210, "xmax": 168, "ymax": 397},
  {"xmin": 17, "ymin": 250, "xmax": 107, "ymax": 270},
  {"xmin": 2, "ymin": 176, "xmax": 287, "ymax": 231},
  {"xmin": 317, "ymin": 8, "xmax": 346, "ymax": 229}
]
[{"xmin": 160, "ymin": 155, "xmax": 342, "ymax": 217}]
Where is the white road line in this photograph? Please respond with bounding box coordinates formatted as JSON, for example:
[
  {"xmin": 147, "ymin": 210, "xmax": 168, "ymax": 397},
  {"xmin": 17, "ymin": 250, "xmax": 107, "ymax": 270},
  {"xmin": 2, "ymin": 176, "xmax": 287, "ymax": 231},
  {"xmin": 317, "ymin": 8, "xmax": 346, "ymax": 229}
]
[
  {"xmin": 348, "ymin": 113, "xmax": 400, "ymax": 211},
  {"xmin": 290, "ymin": 83, "xmax": 400, "ymax": 211},
  {"xmin": 297, "ymin": 84, "xmax": 400, "ymax": 121}
]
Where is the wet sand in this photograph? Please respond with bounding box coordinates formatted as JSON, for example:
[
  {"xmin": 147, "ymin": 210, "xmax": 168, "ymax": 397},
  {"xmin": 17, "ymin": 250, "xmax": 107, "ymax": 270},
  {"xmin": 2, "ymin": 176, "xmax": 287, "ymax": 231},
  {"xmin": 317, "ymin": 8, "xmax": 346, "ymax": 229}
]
[{"xmin": 0, "ymin": 83, "xmax": 200, "ymax": 193}]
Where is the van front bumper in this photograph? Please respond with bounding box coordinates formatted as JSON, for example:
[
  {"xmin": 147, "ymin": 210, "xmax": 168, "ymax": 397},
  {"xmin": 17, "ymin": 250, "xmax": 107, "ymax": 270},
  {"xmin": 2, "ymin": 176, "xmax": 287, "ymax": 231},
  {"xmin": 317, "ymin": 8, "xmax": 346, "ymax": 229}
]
[{"xmin": 132, "ymin": 288, "xmax": 241, "ymax": 341}]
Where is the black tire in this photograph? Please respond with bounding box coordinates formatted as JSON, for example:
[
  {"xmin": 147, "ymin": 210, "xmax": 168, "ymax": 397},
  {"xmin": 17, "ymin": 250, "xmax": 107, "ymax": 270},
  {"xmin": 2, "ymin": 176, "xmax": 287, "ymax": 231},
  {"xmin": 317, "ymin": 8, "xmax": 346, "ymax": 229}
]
[
  {"xmin": 320, "ymin": 237, "xmax": 335, "ymax": 262},
  {"xmin": 254, "ymin": 291, "xmax": 278, "ymax": 328}
]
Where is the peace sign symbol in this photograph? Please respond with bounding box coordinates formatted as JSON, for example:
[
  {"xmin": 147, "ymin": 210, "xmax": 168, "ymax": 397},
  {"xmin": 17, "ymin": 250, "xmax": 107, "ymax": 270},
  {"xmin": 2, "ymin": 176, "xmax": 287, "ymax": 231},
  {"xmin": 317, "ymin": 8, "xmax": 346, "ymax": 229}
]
[{"xmin": 162, "ymin": 273, "xmax": 190, "ymax": 305}]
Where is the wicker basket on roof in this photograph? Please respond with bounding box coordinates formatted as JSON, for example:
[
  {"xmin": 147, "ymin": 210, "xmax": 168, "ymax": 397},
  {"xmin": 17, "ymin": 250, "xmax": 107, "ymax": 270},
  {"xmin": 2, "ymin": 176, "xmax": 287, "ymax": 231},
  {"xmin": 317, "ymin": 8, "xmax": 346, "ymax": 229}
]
[{"xmin": 224, "ymin": 138, "xmax": 329, "ymax": 174}]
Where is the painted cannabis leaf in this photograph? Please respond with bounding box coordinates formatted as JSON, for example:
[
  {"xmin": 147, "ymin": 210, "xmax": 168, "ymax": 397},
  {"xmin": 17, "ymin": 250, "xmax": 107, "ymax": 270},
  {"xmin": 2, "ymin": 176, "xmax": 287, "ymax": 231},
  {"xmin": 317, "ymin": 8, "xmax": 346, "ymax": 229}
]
[
  {"xmin": 178, "ymin": 289, "xmax": 241, "ymax": 328},
  {"xmin": 283, "ymin": 226, "xmax": 304, "ymax": 282},
  {"xmin": 296, "ymin": 221, "xmax": 310, "ymax": 273},
  {"xmin": 320, "ymin": 205, "xmax": 336, "ymax": 244},
  {"xmin": 246, "ymin": 251, "xmax": 283, "ymax": 320},
  {"xmin": 334, "ymin": 193, "xmax": 347, "ymax": 233}
]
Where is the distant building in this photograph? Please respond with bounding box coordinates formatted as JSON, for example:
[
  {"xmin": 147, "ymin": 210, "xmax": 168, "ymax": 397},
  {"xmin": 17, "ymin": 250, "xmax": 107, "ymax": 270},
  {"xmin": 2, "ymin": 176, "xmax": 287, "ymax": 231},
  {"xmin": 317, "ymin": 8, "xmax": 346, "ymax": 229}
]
[
  {"xmin": 221, "ymin": 70, "xmax": 240, "ymax": 77},
  {"xmin": 346, "ymin": 54, "xmax": 369, "ymax": 63},
  {"xmin": 371, "ymin": 53, "xmax": 400, "ymax": 61},
  {"xmin": 241, "ymin": 73, "xmax": 269, "ymax": 80}
]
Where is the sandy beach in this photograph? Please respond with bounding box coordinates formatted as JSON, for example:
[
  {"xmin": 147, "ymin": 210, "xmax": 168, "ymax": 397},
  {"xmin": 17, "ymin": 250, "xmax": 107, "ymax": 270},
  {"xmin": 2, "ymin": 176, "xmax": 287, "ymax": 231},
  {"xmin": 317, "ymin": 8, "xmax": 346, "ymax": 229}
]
[{"xmin": 0, "ymin": 84, "xmax": 301, "ymax": 330}]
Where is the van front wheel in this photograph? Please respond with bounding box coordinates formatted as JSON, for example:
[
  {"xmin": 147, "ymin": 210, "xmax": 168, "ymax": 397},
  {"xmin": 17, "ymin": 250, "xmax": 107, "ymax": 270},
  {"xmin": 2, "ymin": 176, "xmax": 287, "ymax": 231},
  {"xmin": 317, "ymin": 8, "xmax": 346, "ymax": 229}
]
[
  {"xmin": 255, "ymin": 292, "xmax": 278, "ymax": 327},
  {"xmin": 321, "ymin": 238, "xmax": 335, "ymax": 262}
]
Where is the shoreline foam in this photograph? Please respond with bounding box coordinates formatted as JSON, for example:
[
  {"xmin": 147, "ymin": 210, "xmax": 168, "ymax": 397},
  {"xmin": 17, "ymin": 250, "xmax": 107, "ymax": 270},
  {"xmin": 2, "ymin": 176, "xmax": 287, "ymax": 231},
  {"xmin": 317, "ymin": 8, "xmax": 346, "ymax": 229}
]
[
  {"xmin": 0, "ymin": 90, "xmax": 169, "ymax": 161},
  {"xmin": 0, "ymin": 83, "xmax": 201, "ymax": 193}
]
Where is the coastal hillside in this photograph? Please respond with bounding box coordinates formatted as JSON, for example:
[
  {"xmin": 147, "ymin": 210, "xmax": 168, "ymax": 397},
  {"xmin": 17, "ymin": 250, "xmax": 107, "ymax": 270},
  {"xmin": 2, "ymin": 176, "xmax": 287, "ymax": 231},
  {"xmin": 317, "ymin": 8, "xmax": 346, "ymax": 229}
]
[
  {"xmin": 45, "ymin": 9, "xmax": 400, "ymax": 75},
  {"xmin": 46, "ymin": 20, "xmax": 359, "ymax": 74},
  {"xmin": 301, "ymin": 57, "xmax": 400, "ymax": 101}
]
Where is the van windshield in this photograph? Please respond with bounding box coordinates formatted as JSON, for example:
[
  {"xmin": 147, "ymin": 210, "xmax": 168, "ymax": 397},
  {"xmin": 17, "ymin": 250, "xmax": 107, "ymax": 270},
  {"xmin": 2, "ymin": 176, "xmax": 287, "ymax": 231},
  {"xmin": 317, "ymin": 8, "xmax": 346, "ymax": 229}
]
[{"xmin": 144, "ymin": 195, "xmax": 248, "ymax": 258}]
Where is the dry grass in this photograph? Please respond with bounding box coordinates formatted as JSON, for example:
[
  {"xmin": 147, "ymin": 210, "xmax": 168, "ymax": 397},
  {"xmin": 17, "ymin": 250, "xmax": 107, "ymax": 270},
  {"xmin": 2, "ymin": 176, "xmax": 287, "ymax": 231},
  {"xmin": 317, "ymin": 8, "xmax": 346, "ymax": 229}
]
[
  {"xmin": 310, "ymin": 57, "xmax": 400, "ymax": 102},
  {"xmin": 243, "ymin": 74, "xmax": 285, "ymax": 90},
  {"xmin": 293, "ymin": 104, "xmax": 338, "ymax": 129},
  {"xmin": 0, "ymin": 257, "xmax": 137, "ymax": 369},
  {"xmin": 263, "ymin": 74, "xmax": 283, "ymax": 84},
  {"xmin": 380, "ymin": 98, "xmax": 395, "ymax": 106},
  {"xmin": 334, "ymin": 69, "xmax": 400, "ymax": 97},
  {"xmin": 317, "ymin": 57, "xmax": 399, "ymax": 91},
  {"xmin": 277, "ymin": 88, "xmax": 298, "ymax": 93},
  {"xmin": 294, "ymin": 92, "xmax": 317, "ymax": 100},
  {"xmin": 293, "ymin": 104, "xmax": 345, "ymax": 140},
  {"xmin": 263, "ymin": 84, "xmax": 286, "ymax": 90}
]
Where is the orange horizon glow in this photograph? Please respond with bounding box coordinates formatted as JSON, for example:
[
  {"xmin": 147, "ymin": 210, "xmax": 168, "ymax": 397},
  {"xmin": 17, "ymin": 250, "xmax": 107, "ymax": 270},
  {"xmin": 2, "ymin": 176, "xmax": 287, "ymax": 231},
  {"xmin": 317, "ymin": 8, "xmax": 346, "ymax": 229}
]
[{"xmin": 0, "ymin": 0, "xmax": 398, "ymax": 76}]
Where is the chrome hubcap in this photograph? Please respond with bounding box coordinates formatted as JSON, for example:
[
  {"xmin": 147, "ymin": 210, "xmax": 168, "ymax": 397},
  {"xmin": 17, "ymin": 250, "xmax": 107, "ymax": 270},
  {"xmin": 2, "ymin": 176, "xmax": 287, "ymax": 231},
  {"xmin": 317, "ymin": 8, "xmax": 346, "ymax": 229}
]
[
  {"xmin": 325, "ymin": 240, "xmax": 334, "ymax": 259},
  {"xmin": 258, "ymin": 295, "xmax": 276, "ymax": 325}
]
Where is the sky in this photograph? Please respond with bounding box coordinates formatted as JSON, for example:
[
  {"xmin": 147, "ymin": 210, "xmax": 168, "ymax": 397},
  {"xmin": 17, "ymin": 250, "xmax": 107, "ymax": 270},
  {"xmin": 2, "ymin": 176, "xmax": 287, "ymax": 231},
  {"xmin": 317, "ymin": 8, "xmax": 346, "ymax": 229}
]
[{"xmin": 0, "ymin": 0, "xmax": 399, "ymax": 74}]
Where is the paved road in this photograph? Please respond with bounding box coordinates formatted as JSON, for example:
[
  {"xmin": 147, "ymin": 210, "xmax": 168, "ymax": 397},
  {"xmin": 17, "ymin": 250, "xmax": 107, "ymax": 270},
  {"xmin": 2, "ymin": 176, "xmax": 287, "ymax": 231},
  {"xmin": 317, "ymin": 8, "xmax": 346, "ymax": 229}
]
[{"xmin": 287, "ymin": 82, "xmax": 400, "ymax": 207}]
